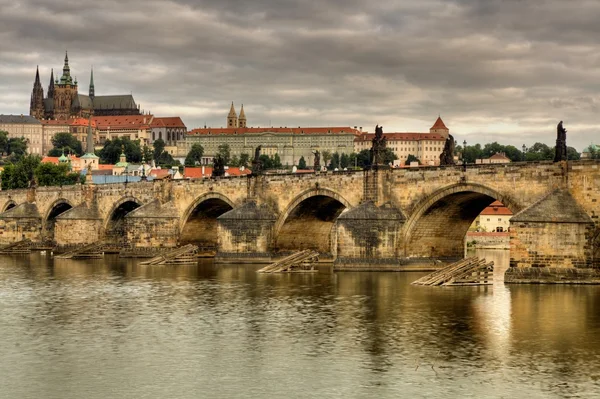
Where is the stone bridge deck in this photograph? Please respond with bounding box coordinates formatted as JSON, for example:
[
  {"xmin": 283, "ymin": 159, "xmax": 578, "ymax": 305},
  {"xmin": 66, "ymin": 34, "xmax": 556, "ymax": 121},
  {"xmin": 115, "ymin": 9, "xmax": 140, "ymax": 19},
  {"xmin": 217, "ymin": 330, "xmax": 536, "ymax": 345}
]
[{"xmin": 0, "ymin": 160, "xmax": 598, "ymax": 282}]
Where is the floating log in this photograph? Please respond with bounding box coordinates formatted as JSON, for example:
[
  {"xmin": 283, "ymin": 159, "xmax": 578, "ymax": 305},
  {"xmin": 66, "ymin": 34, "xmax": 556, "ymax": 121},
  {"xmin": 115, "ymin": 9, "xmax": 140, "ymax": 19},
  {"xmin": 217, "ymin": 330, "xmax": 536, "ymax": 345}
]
[
  {"xmin": 138, "ymin": 244, "xmax": 199, "ymax": 265},
  {"xmin": 411, "ymin": 257, "xmax": 493, "ymax": 286},
  {"xmin": 0, "ymin": 239, "xmax": 31, "ymax": 254},
  {"xmin": 257, "ymin": 250, "xmax": 319, "ymax": 273},
  {"xmin": 54, "ymin": 242, "xmax": 105, "ymax": 259}
]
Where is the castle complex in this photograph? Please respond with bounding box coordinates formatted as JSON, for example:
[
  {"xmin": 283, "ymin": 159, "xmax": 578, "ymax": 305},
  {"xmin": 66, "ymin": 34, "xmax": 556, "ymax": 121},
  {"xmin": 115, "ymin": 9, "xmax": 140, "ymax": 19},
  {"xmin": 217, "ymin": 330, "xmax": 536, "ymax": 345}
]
[{"xmin": 29, "ymin": 52, "xmax": 140, "ymax": 120}]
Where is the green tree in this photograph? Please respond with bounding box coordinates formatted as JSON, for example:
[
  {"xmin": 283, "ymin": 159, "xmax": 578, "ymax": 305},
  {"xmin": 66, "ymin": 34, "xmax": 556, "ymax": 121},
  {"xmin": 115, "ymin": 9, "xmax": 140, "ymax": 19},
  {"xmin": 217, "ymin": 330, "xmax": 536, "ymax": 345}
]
[
  {"xmin": 356, "ymin": 149, "xmax": 371, "ymax": 169},
  {"xmin": 329, "ymin": 152, "xmax": 340, "ymax": 169},
  {"xmin": 322, "ymin": 150, "xmax": 332, "ymax": 167},
  {"xmin": 49, "ymin": 132, "xmax": 83, "ymax": 156},
  {"xmin": 340, "ymin": 153, "xmax": 350, "ymax": 169},
  {"xmin": 272, "ymin": 153, "xmax": 282, "ymax": 169},
  {"xmin": 153, "ymin": 139, "xmax": 166, "ymax": 161},
  {"xmin": 0, "ymin": 131, "xmax": 9, "ymax": 156},
  {"xmin": 347, "ymin": 153, "xmax": 358, "ymax": 169},
  {"xmin": 259, "ymin": 154, "xmax": 273, "ymax": 169},
  {"xmin": 526, "ymin": 142, "xmax": 553, "ymax": 161},
  {"xmin": 482, "ymin": 142, "xmax": 523, "ymax": 162},
  {"xmin": 584, "ymin": 145, "xmax": 600, "ymax": 159},
  {"xmin": 229, "ymin": 154, "xmax": 240, "ymax": 167},
  {"xmin": 34, "ymin": 162, "xmax": 80, "ymax": 187},
  {"xmin": 157, "ymin": 151, "xmax": 177, "ymax": 168},
  {"xmin": 382, "ymin": 148, "xmax": 398, "ymax": 164},
  {"xmin": 406, "ymin": 154, "xmax": 420, "ymax": 165},
  {"xmin": 567, "ymin": 146, "xmax": 580, "ymax": 160},
  {"xmin": 7, "ymin": 137, "xmax": 28, "ymax": 161},
  {"xmin": 1, "ymin": 155, "xmax": 41, "ymax": 189},
  {"xmin": 239, "ymin": 153, "xmax": 250, "ymax": 168},
  {"xmin": 216, "ymin": 144, "xmax": 231, "ymax": 165},
  {"xmin": 298, "ymin": 156, "xmax": 307, "ymax": 169},
  {"xmin": 184, "ymin": 143, "xmax": 205, "ymax": 166},
  {"xmin": 142, "ymin": 145, "xmax": 153, "ymax": 163},
  {"xmin": 99, "ymin": 137, "xmax": 142, "ymax": 164}
]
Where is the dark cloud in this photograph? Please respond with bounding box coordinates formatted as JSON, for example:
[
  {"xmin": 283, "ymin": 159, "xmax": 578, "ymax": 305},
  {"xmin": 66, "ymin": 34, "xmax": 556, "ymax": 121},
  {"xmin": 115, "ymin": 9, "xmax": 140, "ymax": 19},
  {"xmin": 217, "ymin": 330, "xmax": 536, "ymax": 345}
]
[{"xmin": 1, "ymin": 0, "xmax": 599, "ymax": 150}]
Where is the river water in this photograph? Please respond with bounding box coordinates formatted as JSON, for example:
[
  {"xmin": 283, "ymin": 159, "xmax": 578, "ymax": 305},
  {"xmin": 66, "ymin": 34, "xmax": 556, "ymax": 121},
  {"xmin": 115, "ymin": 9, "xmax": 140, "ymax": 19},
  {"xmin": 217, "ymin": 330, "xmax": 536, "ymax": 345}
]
[{"xmin": 1, "ymin": 249, "xmax": 600, "ymax": 398}]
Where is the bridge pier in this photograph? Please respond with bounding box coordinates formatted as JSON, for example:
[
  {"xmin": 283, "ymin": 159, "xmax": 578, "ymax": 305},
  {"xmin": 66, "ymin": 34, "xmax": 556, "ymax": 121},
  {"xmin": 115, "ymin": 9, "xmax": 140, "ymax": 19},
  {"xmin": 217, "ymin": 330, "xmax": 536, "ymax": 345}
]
[
  {"xmin": 123, "ymin": 200, "xmax": 180, "ymax": 249},
  {"xmin": 0, "ymin": 203, "xmax": 42, "ymax": 244},
  {"xmin": 505, "ymin": 190, "xmax": 599, "ymax": 283},
  {"xmin": 54, "ymin": 204, "xmax": 103, "ymax": 249},
  {"xmin": 215, "ymin": 201, "xmax": 277, "ymax": 264}
]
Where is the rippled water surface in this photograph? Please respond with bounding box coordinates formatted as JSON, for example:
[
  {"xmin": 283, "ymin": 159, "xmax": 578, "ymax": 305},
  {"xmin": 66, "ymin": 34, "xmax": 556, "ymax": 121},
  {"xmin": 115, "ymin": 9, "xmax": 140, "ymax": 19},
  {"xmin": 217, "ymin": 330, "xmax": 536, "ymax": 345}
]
[{"xmin": 1, "ymin": 250, "xmax": 600, "ymax": 398}]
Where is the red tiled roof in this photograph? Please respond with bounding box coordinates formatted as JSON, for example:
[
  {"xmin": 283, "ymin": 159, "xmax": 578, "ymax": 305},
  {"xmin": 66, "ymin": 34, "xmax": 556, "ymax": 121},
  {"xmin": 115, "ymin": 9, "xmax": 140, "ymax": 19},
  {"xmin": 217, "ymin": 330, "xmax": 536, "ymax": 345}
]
[
  {"xmin": 354, "ymin": 133, "xmax": 446, "ymax": 142},
  {"xmin": 225, "ymin": 167, "xmax": 251, "ymax": 176},
  {"xmin": 69, "ymin": 118, "xmax": 97, "ymax": 128},
  {"xmin": 480, "ymin": 202, "xmax": 513, "ymax": 216},
  {"xmin": 188, "ymin": 126, "xmax": 361, "ymax": 136},
  {"xmin": 489, "ymin": 152, "xmax": 510, "ymax": 160},
  {"xmin": 98, "ymin": 164, "xmax": 114, "ymax": 170},
  {"xmin": 184, "ymin": 167, "xmax": 212, "ymax": 178},
  {"xmin": 92, "ymin": 115, "xmax": 154, "ymax": 129},
  {"xmin": 149, "ymin": 169, "xmax": 171, "ymax": 179},
  {"xmin": 42, "ymin": 156, "xmax": 59, "ymax": 164},
  {"xmin": 431, "ymin": 116, "xmax": 448, "ymax": 130},
  {"xmin": 151, "ymin": 117, "xmax": 186, "ymax": 128}
]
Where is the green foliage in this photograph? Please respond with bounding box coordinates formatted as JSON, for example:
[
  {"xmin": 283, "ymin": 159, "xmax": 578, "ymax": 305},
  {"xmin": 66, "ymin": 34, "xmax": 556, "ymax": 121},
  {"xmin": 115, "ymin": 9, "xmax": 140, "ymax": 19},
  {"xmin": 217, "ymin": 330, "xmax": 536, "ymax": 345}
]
[
  {"xmin": 99, "ymin": 137, "xmax": 142, "ymax": 164},
  {"xmin": 481, "ymin": 142, "xmax": 523, "ymax": 162},
  {"xmin": 340, "ymin": 153, "xmax": 350, "ymax": 169},
  {"xmin": 142, "ymin": 145, "xmax": 153, "ymax": 163},
  {"xmin": 258, "ymin": 154, "xmax": 283, "ymax": 170},
  {"xmin": 329, "ymin": 153, "xmax": 340, "ymax": 169},
  {"xmin": 584, "ymin": 145, "xmax": 600, "ymax": 159},
  {"xmin": 272, "ymin": 153, "xmax": 282, "ymax": 169},
  {"xmin": 382, "ymin": 148, "xmax": 398, "ymax": 164},
  {"xmin": 298, "ymin": 156, "xmax": 307, "ymax": 169},
  {"xmin": 0, "ymin": 131, "xmax": 9, "ymax": 156},
  {"xmin": 1, "ymin": 155, "xmax": 41, "ymax": 189},
  {"xmin": 229, "ymin": 154, "xmax": 240, "ymax": 167},
  {"xmin": 406, "ymin": 154, "xmax": 420, "ymax": 165},
  {"xmin": 50, "ymin": 132, "xmax": 83, "ymax": 156},
  {"xmin": 7, "ymin": 137, "xmax": 28, "ymax": 161},
  {"xmin": 216, "ymin": 144, "xmax": 231, "ymax": 165},
  {"xmin": 525, "ymin": 142, "xmax": 553, "ymax": 161},
  {"xmin": 34, "ymin": 162, "xmax": 80, "ymax": 187},
  {"xmin": 356, "ymin": 149, "xmax": 371, "ymax": 168},
  {"xmin": 153, "ymin": 139, "xmax": 165, "ymax": 161},
  {"xmin": 322, "ymin": 150, "xmax": 332, "ymax": 167},
  {"xmin": 239, "ymin": 153, "xmax": 250, "ymax": 168},
  {"xmin": 185, "ymin": 143, "xmax": 205, "ymax": 166},
  {"xmin": 567, "ymin": 146, "xmax": 581, "ymax": 160}
]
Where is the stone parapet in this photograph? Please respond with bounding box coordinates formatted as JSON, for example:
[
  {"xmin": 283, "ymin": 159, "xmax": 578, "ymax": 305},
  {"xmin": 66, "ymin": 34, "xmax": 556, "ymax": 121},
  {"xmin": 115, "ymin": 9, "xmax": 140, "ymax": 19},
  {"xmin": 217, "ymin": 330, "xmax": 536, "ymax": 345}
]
[{"xmin": 505, "ymin": 267, "xmax": 600, "ymax": 284}]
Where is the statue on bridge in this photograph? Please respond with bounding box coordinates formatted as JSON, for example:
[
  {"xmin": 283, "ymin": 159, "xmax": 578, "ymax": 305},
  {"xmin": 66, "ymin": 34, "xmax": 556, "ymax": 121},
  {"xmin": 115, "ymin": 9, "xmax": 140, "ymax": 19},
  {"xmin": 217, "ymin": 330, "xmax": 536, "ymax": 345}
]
[
  {"xmin": 252, "ymin": 145, "xmax": 263, "ymax": 175},
  {"xmin": 370, "ymin": 125, "xmax": 388, "ymax": 168},
  {"xmin": 212, "ymin": 155, "xmax": 225, "ymax": 177},
  {"xmin": 554, "ymin": 121, "xmax": 568, "ymax": 162},
  {"xmin": 312, "ymin": 150, "xmax": 321, "ymax": 171},
  {"xmin": 439, "ymin": 134, "xmax": 456, "ymax": 166}
]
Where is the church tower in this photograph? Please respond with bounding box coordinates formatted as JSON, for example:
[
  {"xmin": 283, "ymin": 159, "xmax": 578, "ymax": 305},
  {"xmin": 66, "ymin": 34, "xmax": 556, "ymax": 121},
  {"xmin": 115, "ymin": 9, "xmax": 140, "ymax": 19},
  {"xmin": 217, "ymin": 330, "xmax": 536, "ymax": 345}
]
[
  {"xmin": 89, "ymin": 67, "xmax": 95, "ymax": 101},
  {"xmin": 29, "ymin": 66, "xmax": 44, "ymax": 119},
  {"xmin": 430, "ymin": 116, "xmax": 449, "ymax": 137},
  {"xmin": 227, "ymin": 102, "xmax": 238, "ymax": 128},
  {"xmin": 238, "ymin": 104, "xmax": 247, "ymax": 128},
  {"xmin": 53, "ymin": 51, "xmax": 79, "ymax": 120},
  {"xmin": 48, "ymin": 69, "xmax": 55, "ymax": 99}
]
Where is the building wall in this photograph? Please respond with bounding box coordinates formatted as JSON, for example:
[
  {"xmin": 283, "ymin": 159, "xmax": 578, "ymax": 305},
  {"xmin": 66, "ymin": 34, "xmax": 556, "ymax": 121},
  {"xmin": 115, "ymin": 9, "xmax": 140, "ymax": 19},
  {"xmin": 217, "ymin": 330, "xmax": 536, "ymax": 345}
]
[
  {"xmin": 0, "ymin": 119, "xmax": 44, "ymax": 155},
  {"xmin": 354, "ymin": 134, "xmax": 446, "ymax": 166},
  {"xmin": 178, "ymin": 132, "xmax": 356, "ymax": 166}
]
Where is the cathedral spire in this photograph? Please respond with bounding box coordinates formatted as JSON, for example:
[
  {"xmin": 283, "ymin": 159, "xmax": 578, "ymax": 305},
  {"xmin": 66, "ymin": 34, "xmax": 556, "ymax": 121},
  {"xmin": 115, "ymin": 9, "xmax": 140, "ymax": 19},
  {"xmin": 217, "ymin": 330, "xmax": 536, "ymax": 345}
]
[
  {"xmin": 89, "ymin": 67, "xmax": 95, "ymax": 99},
  {"xmin": 30, "ymin": 66, "xmax": 44, "ymax": 119},
  {"xmin": 238, "ymin": 104, "xmax": 247, "ymax": 128},
  {"xmin": 48, "ymin": 68, "xmax": 55, "ymax": 98},
  {"xmin": 35, "ymin": 66, "xmax": 40, "ymax": 85},
  {"xmin": 59, "ymin": 50, "xmax": 73, "ymax": 85},
  {"xmin": 227, "ymin": 102, "xmax": 238, "ymax": 128}
]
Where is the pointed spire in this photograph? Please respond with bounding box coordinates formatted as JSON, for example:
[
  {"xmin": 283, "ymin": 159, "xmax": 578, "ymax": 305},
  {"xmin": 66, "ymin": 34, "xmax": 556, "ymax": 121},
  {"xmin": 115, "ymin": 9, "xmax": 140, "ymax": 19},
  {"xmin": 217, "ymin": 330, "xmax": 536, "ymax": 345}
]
[
  {"xmin": 60, "ymin": 50, "xmax": 72, "ymax": 85},
  {"xmin": 35, "ymin": 66, "xmax": 40, "ymax": 84},
  {"xmin": 431, "ymin": 116, "xmax": 448, "ymax": 130},
  {"xmin": 228, "ymin": 102, "xmax": 237, "ymax": 117},
  {"xmin": 48, "ymin": 68, "xmax": 55, "ymax": 98},
  {"xmin": 239, "ymin": 104, "xmax": 246, "ymax": 118},
  {"xmin": 89, "ymin": 67, "xmax": 95, "ymax": 99},
  {"xmin": 238, "ymin": 104, "xmax": 247, "ymax": 127}
]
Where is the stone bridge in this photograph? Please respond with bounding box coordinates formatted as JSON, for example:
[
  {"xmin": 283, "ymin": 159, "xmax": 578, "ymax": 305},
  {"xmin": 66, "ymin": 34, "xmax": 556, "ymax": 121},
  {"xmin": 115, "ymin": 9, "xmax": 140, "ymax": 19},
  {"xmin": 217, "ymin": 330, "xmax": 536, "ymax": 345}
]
[{"xmin": 0, "ymin": 160, "xmax": 599, "ymax": 282}]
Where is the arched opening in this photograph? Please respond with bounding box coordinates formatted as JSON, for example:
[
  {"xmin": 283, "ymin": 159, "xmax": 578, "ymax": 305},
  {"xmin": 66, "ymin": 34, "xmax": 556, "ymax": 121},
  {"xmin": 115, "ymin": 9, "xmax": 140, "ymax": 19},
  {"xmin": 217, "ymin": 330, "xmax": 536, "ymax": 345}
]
[
  {"xmin": 2, "ymin": 202, "xmax": 16, "ymax": 212},
  {"xmin": 180, "ymin": 198, "xmax": 233, "ymax": 249},
  {"xmin": 404, "ymin": 186, "xmax": 519, "ymax": 260},
  {"xmin": 44, "ymin": 201, "xmax": 73, "ymax": 242},
  {"xmin": 275, "ymin": 195, "xmax": 347, "ymax": 255},
  {"xmin": 105, "ymin": 200, "xmax": 141, "ymax": 243}
]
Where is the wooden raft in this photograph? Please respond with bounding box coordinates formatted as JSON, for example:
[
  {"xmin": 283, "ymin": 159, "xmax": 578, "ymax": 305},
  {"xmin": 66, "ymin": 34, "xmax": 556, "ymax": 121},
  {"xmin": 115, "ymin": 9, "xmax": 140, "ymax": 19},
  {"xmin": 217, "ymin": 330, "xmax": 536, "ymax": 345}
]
[
  {"xmin": 411, "ymin": 257, "xmax": 494, "ymax": 286},
  {"xmin": 54, "ymin": 242, "xmax": 105, "ymax": 259},
  {"xmin": 139, "ymin": 244, "xmax": 199, "ymax": 266},
  {"xmin": 0, "ymin": 239, "xmax": 31, "ymax": 254},
  {"xmin": 257, "ymin": 250, "xmax": 319, "ymax": 273}
]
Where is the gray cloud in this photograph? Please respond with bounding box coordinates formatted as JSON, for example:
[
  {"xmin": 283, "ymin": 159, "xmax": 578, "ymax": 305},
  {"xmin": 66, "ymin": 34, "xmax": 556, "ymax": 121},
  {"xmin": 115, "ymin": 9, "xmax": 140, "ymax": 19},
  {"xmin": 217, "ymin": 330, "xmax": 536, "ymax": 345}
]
[{"xmin": 1, "ymin": 0, "xmax": 599, "ymax": 150}]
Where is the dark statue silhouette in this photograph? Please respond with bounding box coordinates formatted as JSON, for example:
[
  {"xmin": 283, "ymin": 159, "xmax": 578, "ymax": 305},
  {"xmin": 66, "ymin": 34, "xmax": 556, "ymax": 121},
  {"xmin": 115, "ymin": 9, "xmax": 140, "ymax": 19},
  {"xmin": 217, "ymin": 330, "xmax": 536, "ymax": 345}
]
[
  {"xmin": 370, "ymin": 125, "xmax": 387, "ymax": 167},
  {"xmin": 554, "ymin": 121, "xmax": 568, "ymax": 162},
  {"xmin": 439, "ymin": 134, "xmax": 456, "ymax": 166},
  {"xmin": 312, "ymin": 150, "xmax": 321, "ymax": 171}
]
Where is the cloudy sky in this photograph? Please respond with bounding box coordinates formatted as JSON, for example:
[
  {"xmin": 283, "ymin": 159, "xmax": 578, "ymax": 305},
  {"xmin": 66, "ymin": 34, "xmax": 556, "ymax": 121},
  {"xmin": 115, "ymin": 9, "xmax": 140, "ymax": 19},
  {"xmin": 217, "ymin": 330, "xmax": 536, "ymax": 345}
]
[{"xmin": 1, "ymin": 0, "xmax": 599, "ymax": 150}]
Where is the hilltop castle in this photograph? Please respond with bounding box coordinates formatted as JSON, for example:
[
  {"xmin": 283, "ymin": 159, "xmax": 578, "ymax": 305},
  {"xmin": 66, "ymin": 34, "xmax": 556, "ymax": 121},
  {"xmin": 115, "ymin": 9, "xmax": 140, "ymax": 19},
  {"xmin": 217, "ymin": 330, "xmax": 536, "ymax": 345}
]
[{"xmin": 29, "ymin": 52, "xmax": 141, "ymax": 120}]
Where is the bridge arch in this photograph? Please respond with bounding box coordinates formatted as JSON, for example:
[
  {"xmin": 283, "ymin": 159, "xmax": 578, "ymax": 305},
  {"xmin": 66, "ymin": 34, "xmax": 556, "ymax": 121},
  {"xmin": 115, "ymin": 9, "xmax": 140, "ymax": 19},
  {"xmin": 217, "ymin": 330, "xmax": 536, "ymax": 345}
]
[
  {"xmin": 180, "ymin": 192, "xmax": 234, "ymax": 248},
  {"xmin": 104, "ymin": 197, "xmax": 143, "ymax": 242},
  {"xmin": 273, "ymin": 188, "xmax": 351, "ymax": 255},
  {"xmin": 402, "ymin": 183, "xmax": 522, "ymax": 259},
  {"xmin": 42, "ymin": 199, "xmax": 74, "ymax": 242}
]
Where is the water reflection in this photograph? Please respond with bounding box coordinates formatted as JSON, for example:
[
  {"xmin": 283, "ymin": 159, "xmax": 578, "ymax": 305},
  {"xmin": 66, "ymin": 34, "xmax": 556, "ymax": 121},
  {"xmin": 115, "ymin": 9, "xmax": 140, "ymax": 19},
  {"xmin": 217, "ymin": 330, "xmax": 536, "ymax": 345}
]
[{"xmin": 0, "ymin": 250, "xmax": 599, "ymax": 398}]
